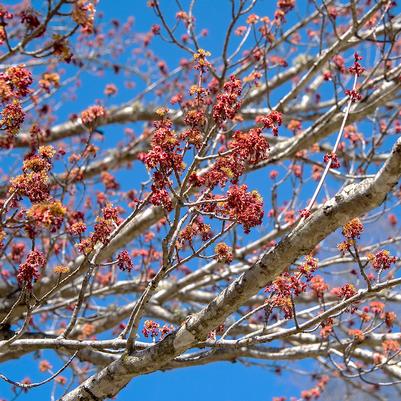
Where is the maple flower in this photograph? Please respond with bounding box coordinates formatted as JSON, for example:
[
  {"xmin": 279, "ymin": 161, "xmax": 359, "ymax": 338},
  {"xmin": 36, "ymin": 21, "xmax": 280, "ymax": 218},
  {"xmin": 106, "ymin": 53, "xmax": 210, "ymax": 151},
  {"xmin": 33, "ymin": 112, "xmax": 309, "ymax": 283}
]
[
  {"xmin": 299, "ymin": 208, "xmax": 311, "ymax": 219},
  {"xmin": 193, "ymin": 48, "xmax": 211, "ymax": 72},
  {"xmin": 67, "ymin": 221, "xmax": 87, "ymax": 236},
  {"xmin": 298, "ymin": 254, "xmax": 318, "ymax": 279},
  {"xmin": 104, "ymin": 83, "xmax": 117, "ymax": 96},
  {"xmin": 178, "ymin": 218, "xmax": 212, "ymax": 247},
  {"xmin": 382, "ymin": 339, "xmax": 400, "ymax": 354},
  {"xmin": 323, "ymin": 152, "xmax": 340, "ymax": 168},
  {"xmin": 117, "ymin": 250, "xmax": 134, "ymax": 272},
  {"xmin": 349, "ymin": 329, "xmax": 365, "ymax": 342},
  {"xmin": 27, "ymin": 201, "xmax": 67, "ymax": 232},
  {"xmin": 204, "ymin": 156, "xmax": 245, "ymax": 188},
  {"xmin": 349, "ymin": 52, "xmax": 365, "ymax": 76},
  {"xmin": 17, "ymin": 250, "xmax": 46, "ymax": 288},
  {"xmin": 101, "ymin": 171, "xmax": 120, "ymax": 190},
  {"xmin": 54, "ymin": 265, "xmax": 70, "ymax": 274},
  {"xmin": 256, "ymin": 111, "xmax": 282, "ymax": 136},
  {"xmin": 225, "ymin": 185, "xmax": 264, "ymax": 233},
  {"xmin": 368, "ymin": 250, "xmax": 397, "ymax": 270},
  {"xmin": 369, "ymin": 301, "xmax": 385, "ymax": 314},
  {"xmin": 81, "ymin": 105, "xmax": 106, "ymax": 126},
  {"xmin": 10, "ymin": 171, "xmax": 50, "ymax": 203},
  {"xmin": 310, "ymin": 275, "xmax": 328, "ymax": 298},
  {"xmin": 213, "ymin": 75, "xmax": 242, "ymax": 125},
  {"xmin": 345, "ymin": 89, "xmax": 362, "ymax": 102},
  {"xmin": 331, "ymin": 283, "xmax": 356, "ymax": 299},
  {"xmin": 214, "ymin": 242, "xmax": 233, "ymax": 264},
  {"xmin": 229, "ymin": 128, "xmax": 269, "ymax": 164},
  {"xmin": 39, "ymin": 360, "xmax": 52, "ymax": 372},
  {"xmin": 385, "ymin": 311, "xmax": 397, "ymax": 328},
  {"xmin": 72, "ymin": 0, "xmax": 96, "ymax": 33},
  {"xmin": 1, "ymin": 101, "xmax": 25, "ymax": 135},
  {"xmin": 39, "ymin": 72, "xmax": 60, "ymax": 93},
  {"xmin": 142, "ymin": 320, "xmax": 160, "ymax": 338},
  {"xmin": 342, "ymin": 218, "xmax": 364, "ymax": 239},
  {"xmin": 3, "ymin": 65, "xmax": 33, "ymax": 98}
]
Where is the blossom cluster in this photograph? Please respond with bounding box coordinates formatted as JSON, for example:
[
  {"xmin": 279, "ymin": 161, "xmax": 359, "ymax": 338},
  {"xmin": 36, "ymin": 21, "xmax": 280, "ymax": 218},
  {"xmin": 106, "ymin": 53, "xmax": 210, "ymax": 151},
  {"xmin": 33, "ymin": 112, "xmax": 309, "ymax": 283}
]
[
  {"xmin": 72, "ymin": 0, "xmax": 97, "ymax": 34},
  {"xmin": 225, "ymin": 185, "xmax": 264, "ymax": 233},
  {"xmin": 177, "ymin": 218, "xmax": 212, "ymax": 248},
  {"xmin": 142, "ymin": 320, "xmax": 174, "ymax": 339},
  {"xmin": 337, "ymin": 217, "xmax": 364, "ymax": 253},
  {"xmin": 0, "ymin": 65, "xmax": 32, "ymax": 138},
  {"xmin": 17, "ymin": 250, "xmax": 46, "ymax": 288},
  {"xmin": 81, "ymin": 105, "xmax": 106, "ymax": 127},
  {"xmin": 214, "ymin": 242, "xmax": 233, "ymax": 264},
  {"xmin": 77, "ymin": 205, "xmax": 121, "ymax": 254},
  {"xmin": 266, "ymin": 255, "xmax": 320, "ymax": 318},
  {"xmin": 10, "ymin": 146, "xmax": 57, "ymax": 203},
  {"xmin": 368, "ymin": 250, "xmax": 397, "ymax": 270},
  {"xmin": 212, "ymin": 75, "xmax": 242, "ymax": 125},
  {"xmin": 117, "ymin": 250, "xmax": 134, "ymax": 272},
  {"xmin": 144, "ymin": 117, "xmax": 184, "ymax": 211},
  {"xmin": 27, "ymin": 201, "xmax": 67, "ymax": 232}
]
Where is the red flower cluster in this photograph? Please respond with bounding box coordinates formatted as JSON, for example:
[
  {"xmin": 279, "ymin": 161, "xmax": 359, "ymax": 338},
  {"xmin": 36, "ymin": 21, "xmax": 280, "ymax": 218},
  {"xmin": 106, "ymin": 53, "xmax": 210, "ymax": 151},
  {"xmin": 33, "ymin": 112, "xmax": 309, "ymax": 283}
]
[
  {"xmin": 323, "ymin": 152, "xmax": 340, "ymax": 168},
  {"xmin": 144, "ymin": 118, "xmax": 185, "ymax": 211},
  {"xmin": 229, "ymin": 128, "xmax": 269, "ymax": 164},
  {"xmin": 214, "ymin": 242, "xmax": 233, "ymax": 264},
  {"xmin": 0, "ymin": 65, "xmax": 32, "ymax": 138},
  {"xmin": 203, "ymin": 127, "xmax": 270, "ymax": 189},
  {"xmin": 10, "ymin": 147, "xmax": 56, "ymax": 203},
  {"xmin": 382, "ymin": 339, "xmax": 400, "ymax": 354},
  {"xmin": 256, "ymin": 111, "xmax": 283, "ymax": 136},
  {"xmin": 298, "ymin": 254, "xmax": 318, "ymax": 279},
  {"xmin": 310, "ymin": 275, "xmax": 328, "ymax": 298},
  {"xmin": 72, "ymin": 0, "xmax": 96, "ymax": 34},
  {"xmin": 66, "ymin": 211, "xmax": 86, "ymax": 236},
  {"xmin": 332, "ymin": 55, "xmax": 346, "ymax": 73},
  {"xmin": 77, "ymin": 205, "xmax": 121, "ymax": 254},
  {"xmin": 68, "ymin": 221, "xmax": 87, "ymax": 236},
  {"xmin": 341, "ymin": 221, "xmax": 361, "ymax": 243},
  {"xmin": 0, "ymin": 65, "xmax": 32, "ymax": 101},
  {"xmin": 20, "ymin": 9, "xmax": 41, "ymax": 30},
  {"xmin": 345, "ymin": 89, "xmax": 362, "ymax": 102},
  {"xmin": 349, "ymin": 52, "xmax": 365, "ymax": 77},
  {"xmin": 149, "ymin": 187, "xmax": 173, "ymax": 211},
  {"xmin": 178, "ymin": 218, "xmax": 212, "ymax": 248},
  {"xmin": 17, "ymin": 250, "xmax": 46, "ymax": 288},
  {"xmin": 300, "ymin": 375, "xmax": 329, "ymax": 401},
  {"xmin": 11, "ymin": 243, "xmax": 25, "ymax": 264},
  {"xmin": 204, "ymin": 156, "xmax": 245, "ymax": 188},
  {"xmin": 10, "ymin": 171, "xmax": 50, "ymax": 204},
  {"xmin": 101, "ymin": 171, "xmax": 120, "ymax": 191},
  {"xmin": 27, "ymin": 201, "xmax": 66, "ymax": 232},
  {"xmin": 142, "ymin": 320, "xmax": 174, "ymax": 339},
  {"xmin": 81, "ymin": 105, "xmax": 106, "ymax": 126},
  {"xmin": 212, "ymin": 75, "xmax": 242, "ymax": 125},
  {"xmin": 368, "ymin": 250, "xmax": 397, "ymax": 270},
  {"xmin": 225, "ymin": 185, "xmax": 264, "ymax": 233},
  {"xmin": 0, "ymin": 101, "xmax": 25, "ymax": 135},
  {"xmin": 331, "ymin": 283, "xmax": 356, "ymax": 299},
  {"xmin": 299, "ymin": 208, "xmax": 311, "ymax": 218},
  {"xmin": 117, "ymin": 250, "xmax": 134, "ymax": 272},
  {"xmin": 267, "ymin": 272, "xmax": 307, "ymax": 318},
  {"xmin": 144, "ymin": 119, "xmax": 183, "ymax": 172},
  {"xmin": 39, "ymin": 72, "xmax": 60, "ymax": 93}
]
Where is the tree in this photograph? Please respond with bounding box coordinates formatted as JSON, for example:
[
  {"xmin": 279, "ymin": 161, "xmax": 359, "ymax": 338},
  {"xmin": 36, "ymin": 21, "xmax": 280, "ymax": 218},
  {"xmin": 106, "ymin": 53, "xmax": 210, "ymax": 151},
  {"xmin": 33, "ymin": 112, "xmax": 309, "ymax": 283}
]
[{"xmin": 0, "ymin": 0, "xmax": 400, "ymax": 399}]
